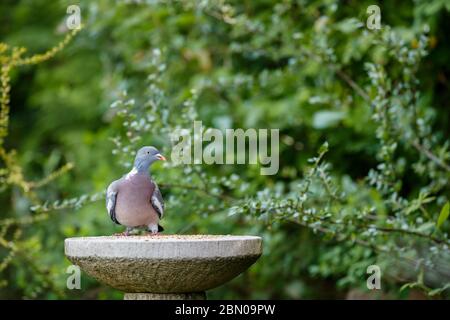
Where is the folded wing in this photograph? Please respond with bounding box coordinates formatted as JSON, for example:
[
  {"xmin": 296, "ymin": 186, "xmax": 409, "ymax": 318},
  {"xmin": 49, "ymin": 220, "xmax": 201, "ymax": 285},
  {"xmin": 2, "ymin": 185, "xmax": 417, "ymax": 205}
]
[
  {"xmin": 106, "ymin": 179, "xmax": 122, "ymax": 225},
  {"xmin": 150, "ymin": 181, "xmax": 164, "ymax": 219}
]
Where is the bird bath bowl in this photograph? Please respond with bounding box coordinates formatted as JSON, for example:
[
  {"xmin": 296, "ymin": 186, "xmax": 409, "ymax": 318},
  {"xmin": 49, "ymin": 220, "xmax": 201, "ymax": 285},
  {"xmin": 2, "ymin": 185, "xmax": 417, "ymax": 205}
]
[{"xmin": 64, "ymin": 235, "xmax": 262, "ymax": 300}]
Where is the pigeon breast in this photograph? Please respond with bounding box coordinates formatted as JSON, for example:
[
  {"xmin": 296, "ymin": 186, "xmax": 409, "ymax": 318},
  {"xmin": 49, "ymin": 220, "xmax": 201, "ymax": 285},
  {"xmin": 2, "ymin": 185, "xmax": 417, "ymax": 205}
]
[{"xmin": 115, "ymin": 172, "xmax": 159, "ymax": 227}]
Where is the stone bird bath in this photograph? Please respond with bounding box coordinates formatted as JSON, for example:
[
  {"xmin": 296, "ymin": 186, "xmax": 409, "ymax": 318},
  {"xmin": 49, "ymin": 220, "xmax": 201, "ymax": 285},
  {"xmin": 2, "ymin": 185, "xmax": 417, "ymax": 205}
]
[{"xmin": 64, "ymin": 235, "xmax": 262, "ymax": 299}]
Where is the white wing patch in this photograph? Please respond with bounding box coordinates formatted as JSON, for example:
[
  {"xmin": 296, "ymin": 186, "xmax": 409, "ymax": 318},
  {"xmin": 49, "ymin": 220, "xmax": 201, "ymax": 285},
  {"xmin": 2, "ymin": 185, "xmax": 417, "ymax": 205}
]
[
  {"xmin": 151, "ymin": 182, "xmax": 164, "ymax": 218},
  {"xmin": 106, "ymin": 191, "xmax": 117, "ymax": 213},
  {"xmin": 151, "ymin": 193, "xmax": 164, "ymax": 217},
  {"xmin": 106, "ymin": 180, "xmax": 120, "ymax": 224}
]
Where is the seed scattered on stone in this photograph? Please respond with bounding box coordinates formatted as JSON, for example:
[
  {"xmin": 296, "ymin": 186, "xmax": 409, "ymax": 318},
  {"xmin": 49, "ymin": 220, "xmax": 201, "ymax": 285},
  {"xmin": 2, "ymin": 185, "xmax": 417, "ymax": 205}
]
[{"xmin": 83, "ymin": 234, "xmax": 235, "ymax": 240}]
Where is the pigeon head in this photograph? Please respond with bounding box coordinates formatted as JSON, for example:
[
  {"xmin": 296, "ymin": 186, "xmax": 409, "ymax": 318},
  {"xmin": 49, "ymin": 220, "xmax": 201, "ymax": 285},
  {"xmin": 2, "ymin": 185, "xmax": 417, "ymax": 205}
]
[{"xmin": 133, "ymin": 146, "xmax": 166, "ymax": 172}]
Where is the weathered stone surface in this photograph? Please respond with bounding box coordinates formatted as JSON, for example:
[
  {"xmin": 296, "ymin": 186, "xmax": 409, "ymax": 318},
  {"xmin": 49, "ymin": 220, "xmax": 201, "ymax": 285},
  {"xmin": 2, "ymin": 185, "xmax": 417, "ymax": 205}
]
[{"xmin": 65, "ymin": 235, "xmax": 262, "ymax": 293}]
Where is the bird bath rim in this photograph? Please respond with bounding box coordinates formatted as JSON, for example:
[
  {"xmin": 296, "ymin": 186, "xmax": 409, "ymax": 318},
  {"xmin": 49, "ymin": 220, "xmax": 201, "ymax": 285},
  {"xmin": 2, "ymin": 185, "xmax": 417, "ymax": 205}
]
[{"xmin": 65, "ymin": 235, "xmax": 262, "ymax": 259}]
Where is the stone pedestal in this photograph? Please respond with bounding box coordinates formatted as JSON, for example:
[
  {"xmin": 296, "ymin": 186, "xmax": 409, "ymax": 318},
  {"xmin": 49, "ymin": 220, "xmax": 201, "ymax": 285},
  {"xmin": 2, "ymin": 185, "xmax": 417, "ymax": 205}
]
[{"xmin": 64, "ymin": 235, "xmax": 262, "ymax": 300}]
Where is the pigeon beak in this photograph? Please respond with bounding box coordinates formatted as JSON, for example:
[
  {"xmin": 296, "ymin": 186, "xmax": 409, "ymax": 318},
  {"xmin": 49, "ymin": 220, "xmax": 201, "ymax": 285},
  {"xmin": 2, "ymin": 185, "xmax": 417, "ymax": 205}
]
[{"xmin": 156, "ymin": 154, "xmax": 166, "ymax": 161}]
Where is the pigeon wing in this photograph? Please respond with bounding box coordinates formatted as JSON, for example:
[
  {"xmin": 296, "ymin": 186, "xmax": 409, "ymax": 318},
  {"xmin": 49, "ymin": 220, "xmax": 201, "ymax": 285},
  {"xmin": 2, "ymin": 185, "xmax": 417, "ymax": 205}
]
[
  {"xmin": 150, "ymin": 181, "xmax": 164, "ymax": 219},
  {"xmin": 106, "ymin": 179, "xmax": 122, "ymax": 225}
]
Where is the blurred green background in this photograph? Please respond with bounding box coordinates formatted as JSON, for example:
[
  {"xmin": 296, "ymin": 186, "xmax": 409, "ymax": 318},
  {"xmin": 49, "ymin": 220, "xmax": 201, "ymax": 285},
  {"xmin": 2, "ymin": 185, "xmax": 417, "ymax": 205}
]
[{"xmin": 0, "ymin": 0, "xmax": 449, "ymax": 299}]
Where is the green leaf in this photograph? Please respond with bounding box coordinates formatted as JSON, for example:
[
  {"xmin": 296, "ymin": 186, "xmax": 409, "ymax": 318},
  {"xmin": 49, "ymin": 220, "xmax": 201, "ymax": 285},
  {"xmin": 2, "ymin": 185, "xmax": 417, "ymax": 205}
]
[
  {"xmin": 428, "ymin": 283, "xmax": 450, "ymax": 297},
  {"xmin": 400, "ymin": 282, "xmax": 416, "ymax": 292},
  {"xmin": 437, "ymin": 202, "xmax": 450, "ymax": 229},
  {"xmin": 312, "ymin": 111, "xmax": 346, "ymax": 129},
  {"xmin": 318, "ymin": 141, "xmax": 329, "ymax": 155},
  {"xmin": 336, "ymin": 18, "xmax": 364, "ymax": 33},
  {"xmin": 416, "ymin": 221, "xmax": 435, "ymax": 233}
]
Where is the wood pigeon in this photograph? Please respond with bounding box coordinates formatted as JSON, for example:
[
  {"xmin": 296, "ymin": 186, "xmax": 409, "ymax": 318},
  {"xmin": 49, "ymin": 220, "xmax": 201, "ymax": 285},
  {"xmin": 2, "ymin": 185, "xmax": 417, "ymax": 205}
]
[{"xmin": 106, "ymin": 146, "xmax": 166, "ymax": 235}]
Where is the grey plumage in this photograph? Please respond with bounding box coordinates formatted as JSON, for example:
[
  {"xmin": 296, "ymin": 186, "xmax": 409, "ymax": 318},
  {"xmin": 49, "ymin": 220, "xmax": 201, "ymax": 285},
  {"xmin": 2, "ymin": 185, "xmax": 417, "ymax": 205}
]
[
  {"xmin": 106, "ymin": 146, "xmax": 166, "ymax": 235},
  {"xmin": 151, "ymin": 182, "xmax": 164, "ymax": 218},
  {"xmin": 106, "ymin": 180, "xmax": 120, "ymax": 224}
]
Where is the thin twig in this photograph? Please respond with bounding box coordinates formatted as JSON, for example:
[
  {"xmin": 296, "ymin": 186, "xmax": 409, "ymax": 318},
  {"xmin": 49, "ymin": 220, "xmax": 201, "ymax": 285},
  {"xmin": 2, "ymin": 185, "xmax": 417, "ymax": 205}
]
[
  {"xmin": 374, "ymin": 226, "xmax": 447, "ymax": 245},
  {"xmin": 334, "ymin": 68, "xmax": 450, "ymax": 173},
  {"xmin": 412, "ymin": 140, "xmax": 450, "ymax": 172},
  {"xmin": 159, "ymin": 183, "xmax": 234, "ymax": 201},
  {"xmin": 335, "ymin": 68, "xmax": 372, "ymax": 103}
]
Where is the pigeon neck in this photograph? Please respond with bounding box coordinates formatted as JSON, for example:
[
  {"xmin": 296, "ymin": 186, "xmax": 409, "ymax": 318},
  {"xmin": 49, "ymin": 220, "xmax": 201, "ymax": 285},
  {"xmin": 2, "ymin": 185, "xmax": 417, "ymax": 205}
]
[{"xmin": 133, "ymin": 162, "xmax": 151, "ymax": 174}]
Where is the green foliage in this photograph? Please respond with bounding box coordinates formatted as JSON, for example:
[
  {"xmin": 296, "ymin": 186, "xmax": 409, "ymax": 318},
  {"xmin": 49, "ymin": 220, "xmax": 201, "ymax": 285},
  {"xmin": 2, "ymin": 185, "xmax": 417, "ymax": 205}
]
[
  {"xmin": 0, "ymin": 0, "xmax": 449, "ymax": 299},
  {"xmin": 437, "ymin": 202, "xmax": 449, "ymax": 229}
]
